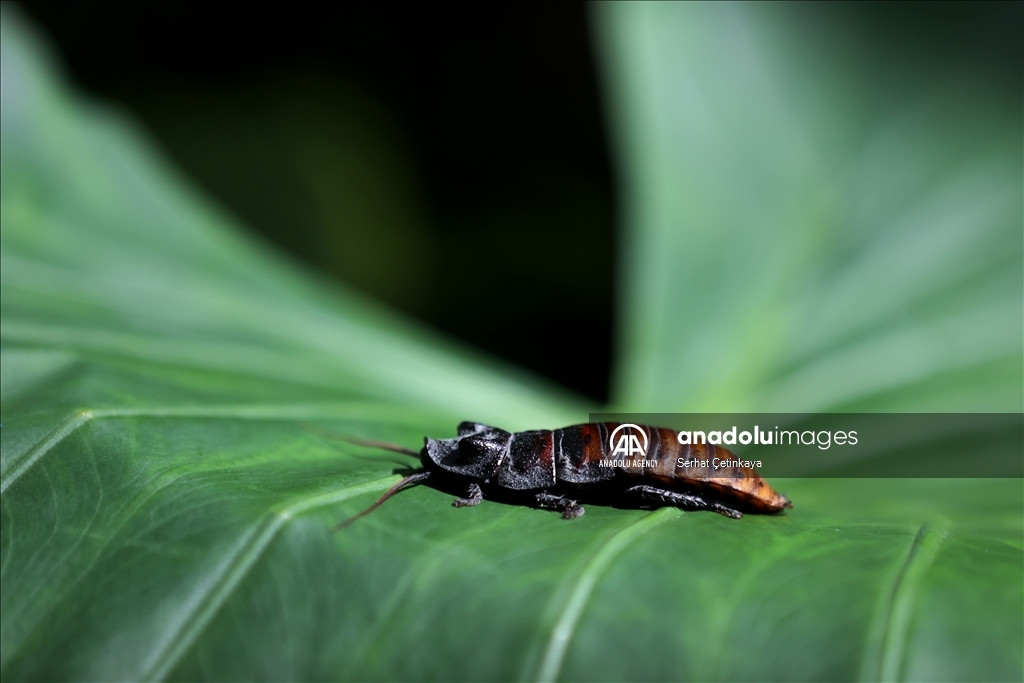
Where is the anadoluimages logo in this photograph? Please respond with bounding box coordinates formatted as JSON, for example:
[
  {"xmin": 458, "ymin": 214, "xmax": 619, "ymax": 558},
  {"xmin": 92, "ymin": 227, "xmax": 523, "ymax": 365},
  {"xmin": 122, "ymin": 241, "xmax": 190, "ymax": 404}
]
[{"xmin": 608, "ymin": 424, "xmax": 649, "ymax": 457}]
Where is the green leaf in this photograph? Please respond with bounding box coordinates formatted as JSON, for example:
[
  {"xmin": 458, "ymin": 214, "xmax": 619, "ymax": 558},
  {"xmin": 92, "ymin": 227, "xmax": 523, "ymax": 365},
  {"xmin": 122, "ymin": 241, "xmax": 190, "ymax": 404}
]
[
  {"xmin": 596, "ymin": 2, "xmax": 1022, "ymax": 414},
  {"xmin": 1, "ymin": 5, "xmax": 1021, "ymax": 683}
]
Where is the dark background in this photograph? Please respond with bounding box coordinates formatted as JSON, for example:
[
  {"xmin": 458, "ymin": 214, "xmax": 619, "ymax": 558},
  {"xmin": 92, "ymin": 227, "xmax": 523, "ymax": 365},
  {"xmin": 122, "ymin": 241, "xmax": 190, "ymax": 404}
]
[
  {"xmin": 17, "ymin": 0, "xmax": 617, "ymax": 402},
  {"xmin": 16, "ymin": 1, "xmax": 1023, "ymax": 404}
]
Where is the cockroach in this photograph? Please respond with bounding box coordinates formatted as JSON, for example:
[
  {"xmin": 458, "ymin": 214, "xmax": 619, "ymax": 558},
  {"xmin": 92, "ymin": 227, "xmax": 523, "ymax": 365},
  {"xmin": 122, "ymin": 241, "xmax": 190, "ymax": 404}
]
[{"xmin": 335, "ymin": 422, "xmax": 792, "ymax": 529}]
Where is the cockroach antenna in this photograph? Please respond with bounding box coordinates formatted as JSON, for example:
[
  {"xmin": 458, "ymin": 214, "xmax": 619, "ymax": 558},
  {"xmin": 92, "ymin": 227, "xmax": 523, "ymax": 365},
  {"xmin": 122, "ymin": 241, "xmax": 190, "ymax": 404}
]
[
  {"xmin": 301, "ymin": 422, "xmax": 421, "ymax": 466},
  {"xmin": 337, "ymin": 435, "xmax": 420, "ymax": 458},
  {"xmin": 332, "ymin": 470, "xmax": 432, "ymax": 532},
  {"xmin": 301, "ymin": 425, "xmax": 428, "ymax": 530}
]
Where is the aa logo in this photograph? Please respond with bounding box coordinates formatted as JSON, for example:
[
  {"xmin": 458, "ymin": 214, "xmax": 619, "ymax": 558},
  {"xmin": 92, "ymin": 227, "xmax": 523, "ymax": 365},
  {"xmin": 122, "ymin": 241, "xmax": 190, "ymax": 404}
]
[{"xmin": 608, "ymin": 424, "xmax": 649, "ymax": 457}]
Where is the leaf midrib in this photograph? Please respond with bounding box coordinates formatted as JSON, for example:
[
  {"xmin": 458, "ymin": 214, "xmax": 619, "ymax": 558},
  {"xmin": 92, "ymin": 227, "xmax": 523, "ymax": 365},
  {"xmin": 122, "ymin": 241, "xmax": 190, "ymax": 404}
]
[{"xmin": 139, "ymin": 475, "xmax": 399, "ymax": 682}]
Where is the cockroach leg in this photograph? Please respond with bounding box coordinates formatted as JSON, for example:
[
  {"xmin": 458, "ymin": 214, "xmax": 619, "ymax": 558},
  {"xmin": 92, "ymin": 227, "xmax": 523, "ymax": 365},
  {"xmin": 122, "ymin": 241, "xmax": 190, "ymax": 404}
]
[
  {"xmin": 626, "ymin": 485, "xmax": 742, "ymax": 519},
  {"xmin": 452, "ymin": 482, "xmax": 483, "ymax": 508},
  {"xmin": 535, "ymin": 492, "xmax": 585, "ymax": 519}
]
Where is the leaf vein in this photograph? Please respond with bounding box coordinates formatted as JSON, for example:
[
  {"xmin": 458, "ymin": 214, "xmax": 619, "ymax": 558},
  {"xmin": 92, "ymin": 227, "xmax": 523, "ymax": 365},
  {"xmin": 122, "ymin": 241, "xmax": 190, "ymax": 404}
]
[
  {"xmin": 138, "ymin": 475, "xmax": 399, "ymax": 682},
  {"xmin": 535, "ymin": 508, "xmax": 678, "ymax": 683},
  {"xmin": 876, "ymin": 523, "xmax": 946, "ymax": 682}
]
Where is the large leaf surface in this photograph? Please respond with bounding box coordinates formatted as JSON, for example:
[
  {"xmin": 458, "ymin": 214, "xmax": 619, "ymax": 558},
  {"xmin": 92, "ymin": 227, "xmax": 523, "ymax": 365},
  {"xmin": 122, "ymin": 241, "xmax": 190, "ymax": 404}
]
[
  {"xmin": 597, "ymin": 2, "xmax": 1022, "ymax": 414},
  {"xmin": 1, "ymin": 5, "xmax": 1021, "ymax": 682}
]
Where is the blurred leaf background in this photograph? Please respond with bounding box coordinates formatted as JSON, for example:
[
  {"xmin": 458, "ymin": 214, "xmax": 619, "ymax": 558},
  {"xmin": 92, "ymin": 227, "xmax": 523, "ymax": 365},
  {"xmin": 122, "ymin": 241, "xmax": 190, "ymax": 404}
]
[
  {"xmin": 1, "ymin": 2, "xmax": 1021, "ymax": 682},
  {"xmin": 15, "ymin": 0, "xmax": 618, "ymax": 403}
]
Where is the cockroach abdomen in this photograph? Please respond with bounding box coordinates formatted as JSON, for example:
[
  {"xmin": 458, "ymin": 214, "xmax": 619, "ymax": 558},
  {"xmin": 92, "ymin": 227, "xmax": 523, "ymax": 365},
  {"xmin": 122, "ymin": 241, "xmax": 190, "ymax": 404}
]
[{"xmin": 554, "ymin": 424, "xmax": 616, "ymax": 484}]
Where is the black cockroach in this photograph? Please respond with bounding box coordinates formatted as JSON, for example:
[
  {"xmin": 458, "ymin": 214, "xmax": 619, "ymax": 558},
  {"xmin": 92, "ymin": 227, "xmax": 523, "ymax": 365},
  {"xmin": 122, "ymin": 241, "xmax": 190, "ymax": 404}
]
[{"xmin": 335, "ymin": 422, "xmax": 792, "ymax": 529}]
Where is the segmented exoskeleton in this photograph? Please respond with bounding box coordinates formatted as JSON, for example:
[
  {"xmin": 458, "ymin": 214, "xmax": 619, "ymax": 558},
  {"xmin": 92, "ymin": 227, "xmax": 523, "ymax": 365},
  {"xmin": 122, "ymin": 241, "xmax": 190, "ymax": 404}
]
[{"xmin": 336, "ymin": 422, "xmax": 792, "ymax": 528}]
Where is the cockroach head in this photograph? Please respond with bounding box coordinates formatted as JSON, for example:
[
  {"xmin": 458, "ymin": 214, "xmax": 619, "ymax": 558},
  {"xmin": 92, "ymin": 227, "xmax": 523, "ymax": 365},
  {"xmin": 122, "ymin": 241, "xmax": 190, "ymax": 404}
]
[{"xmin": 423, "ymin": 422, "xmax": 512, "ymax": 470}]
